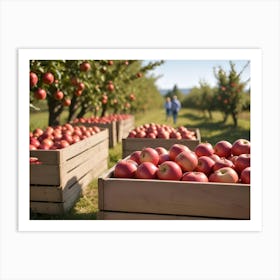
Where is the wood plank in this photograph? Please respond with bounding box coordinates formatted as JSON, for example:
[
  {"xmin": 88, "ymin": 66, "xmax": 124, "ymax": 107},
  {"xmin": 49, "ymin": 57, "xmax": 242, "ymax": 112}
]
[
  {"xmin": 30, "ymin": 162, "xmax": 108, "ymax": 215},
  {"xmin": 97, "ymin": 211, "xmax": 215, "ymax": 220},
  {"xmin": 30, "ymin": 138, "xmax": 109, "ymax": 186},
  {"xmin": 30, "ymin": 186, "xmax": 62, "ymax": 202},
  {"xmin": 99, "ymin": 175, "xmax": 250, "ymax": 219},
  {"xmin": 122, "ymin": 137, "xmax": 200, "ymax": 157},
  {"xmin": 30, "ymin": 129, "xmax": 108, "ymax": 164},
  {"xmin": 30, "ymin": 202, "xmax": 64, "ymax": 215}
]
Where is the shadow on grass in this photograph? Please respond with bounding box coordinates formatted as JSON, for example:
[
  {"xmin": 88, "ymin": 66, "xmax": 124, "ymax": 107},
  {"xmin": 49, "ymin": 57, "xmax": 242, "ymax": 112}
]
[{"xmin": 179, "ymin": 111, "xmax": 250, "ymax": 144}]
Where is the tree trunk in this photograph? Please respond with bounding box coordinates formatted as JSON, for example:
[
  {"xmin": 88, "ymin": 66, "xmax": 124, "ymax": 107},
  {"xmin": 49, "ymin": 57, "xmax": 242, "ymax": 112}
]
[
  {"xmin": 76, "ymin": 105, "xmax": 87, "ymax": 119},
  {"xmin": 232, "ymin": 112, "xmax": 238, "ymax": 127},
  {"xmin": 101, "ymin": 103, "xmax": 107, "ymax": 117},
  {"xmin": 223, "ymin": 113, "xmax": 228, "ymax": 123},
  {"xmin": 47, "ymin": 98, "xmax": 64, "ymax": 127},
  {"xmin": 208, "ymin": 110, "xmax": 213, "ymax": 120},
  {"xmin": 67, "ymin": 95, "xmax": 78, "ymax": 122}
]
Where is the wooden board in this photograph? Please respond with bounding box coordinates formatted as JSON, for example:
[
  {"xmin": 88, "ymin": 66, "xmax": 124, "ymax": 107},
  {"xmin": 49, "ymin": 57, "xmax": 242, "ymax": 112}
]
[
  {"xmin": 97, "ymin": 211, "xmax": 216, "ymax": 220},
  {"xmin": 30, "ymin": 158, "xmax": 108, "ymax": 202},
  {"xmin": 116, "ymin": 116, "xmax": 135, "ymax": 142},
  {"xmin": 30, "ymin": 130, "xmax": 109, "ymax": 186},
  {"xmin": 122, "ymin": 128, "xmax": 201, "ymax": 158},
  {"xmin": 30, "ymin": 128, "xmax": 108, "ymax": 164},
  {"xmin": 30, "ymin": 169, "xmax": 97, "ymax": 215},
  {"xmin": 98, "ymin": 167, "xmax": 250, "ymax": 219}
]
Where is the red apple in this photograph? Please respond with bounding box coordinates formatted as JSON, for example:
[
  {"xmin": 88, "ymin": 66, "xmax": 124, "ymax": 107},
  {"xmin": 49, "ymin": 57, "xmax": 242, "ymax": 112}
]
[
  {"xmin": 30, "ymin": 137, "xmax": 40, "ymax": 148},
  {"xmin": 114, "ymin": 159, "xmax": 138, "ymax": 178},
  {"xmin": 228, "ymin": 155, "xmax": 238, "ymax": 165},
  {"xmin": 77, "ymin": 82, "xmax": 85, "ymax": 91},
  {"xmin": 58, "ymin": 140, "xmax": 70, "ymax": 149},
  {"xmin": 241, "ymin": 167, "xmax": 250, "ymax": 184},
  {"xmin": 75, "ymin": 89, "xmax": 83, "ymax": 97},
  {"xmin": 155, "ymin": 147, "xmax": 168, "ymax": 155},
  {"xmin": 213, "ymin": 158, "xmax": 234, "ymax": 172},
  {"xmin": 147, "ymin": 132, "xmax": 156, "ymax": 139},
  {"xmin": 169, "ymin": 144, "xmax": 190, "ymax": 161},
  {"xmin": 209, "ymin": 167, "xmax": 239, "ymax": 183},
  {"xmin": 157, "ymin": 130, "xmax": 170, "ymax": 139},
  {"xmin": 30, "ymin": 72, "xmax": 38, "ymax": 87},
  {"xmin": 128, "ymin": 131, "xmax": 137, "ymax": 138},
  {"xmin": 135, "ymin": 162, "xmax": 158, "ymax": 179},
  {"xmin": 232, "ymin": 139, "xmax": 250, "ymax": 155},
  {"xmin": 158, "ymin": 153, "xmax": 170, "ymax": 164},
  {"xmin": 63, "ymin": 99, "xmax": 71, "ymax": 106},
  {"xmin": 54, "ymin": 91, "xmax": 64, "ymax": 100},
  {"xmin": 136, "ymin": 131, "xmax": 146, "ymax": 138},
  {"xmin": 170, "ymin": 131, "xmax": 182, "ymax": 139},
  {"xmin": 41, "ymin": 138, "xmax": 54, "ymax": 148},
  {"xmin": 34, "ymin": 88, "xmax": 47, "ymax": 100},
  {"xmin": 214, "ymin": 140, "xmax": 232, "ymax": 158},
  {"xmin": 196, "ymin": 156, "xmax": 215, "ymax": 176},
  {"xmin": 181, "ymin": 171, "xmax": 209, "ymax": 182},
  {"xmin": 33, "ymin": 128, "xmax": 44, "ymax": 137},
  {"xmin": 42, "ymin": 72, "xmax": 54, "ymax": 85},
  {"xmin": 157, "ymin": 161, "xmax": 182, "ymax": 180},
  {"xmin": 140, "ymin": 147, "xmax": 159, "ymax": 165},
  {"xmin": 80, "ymin": 61, "xmax": 91, "ymax": 72},
  {"xmin": 129, "ymin": 151, "xmax": 142, "ymax": 165},
  {"xmin": 209, "ymin": 154, "xmax": 221, "ymax": 162},
  {"xmin": 107, "ymin": 83, "xmax": 114, "ymax": 92},
  {"xmin": 175, "ymin": 150, "xmax": 198, "ymax": 172},
  {"xmin": 194, "ymin": 142, "xmax": 214, "ymax": 157},
  {"xmin": 234, "ymin": 154, "xmax": 250, "ymax": 173}
]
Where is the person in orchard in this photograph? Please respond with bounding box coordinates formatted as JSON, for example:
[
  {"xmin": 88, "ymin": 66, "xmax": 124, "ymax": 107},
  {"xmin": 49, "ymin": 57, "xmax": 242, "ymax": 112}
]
[
  {"xmin": 164, "ymin": 97, "xmax": 172, "ymax": 121},
  {"xmin": 171, "ymin": 95, "xmax": 181, "ymax": 124}
]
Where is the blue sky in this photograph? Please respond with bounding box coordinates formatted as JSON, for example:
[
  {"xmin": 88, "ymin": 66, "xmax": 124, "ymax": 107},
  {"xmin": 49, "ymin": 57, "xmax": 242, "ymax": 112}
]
[{"xmin": 144, "ymin": 60, "xmax": 250, "ymax": 90}]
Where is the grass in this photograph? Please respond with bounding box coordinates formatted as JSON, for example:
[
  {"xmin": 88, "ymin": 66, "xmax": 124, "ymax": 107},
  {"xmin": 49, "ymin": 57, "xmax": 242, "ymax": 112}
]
[{"xmin": 30, "ymin": 107, "xmax": 250, "ymax": 220}]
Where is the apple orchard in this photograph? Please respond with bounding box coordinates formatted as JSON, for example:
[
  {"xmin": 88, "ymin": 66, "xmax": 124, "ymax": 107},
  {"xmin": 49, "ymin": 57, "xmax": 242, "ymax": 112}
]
[{"xmin": 30, "ymin": 60, "xmax": 164, "ymax": 126}]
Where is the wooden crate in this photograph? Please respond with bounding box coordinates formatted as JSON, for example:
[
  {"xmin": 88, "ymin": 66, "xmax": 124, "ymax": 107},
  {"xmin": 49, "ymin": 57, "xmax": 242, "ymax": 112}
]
[
  {"xmin": 97, "ymin": 211, "xmax": 215, "ymax": 220},
  {"xmin": 122, "ymin": 128, "xmax": 201, "ymax": 158},
  {"xmin": 76, "ymin": 122, "xmax": 117, "ymax": 148},
  {"xmin": 30, "ymin": 129, "xmax": 109, "ymax": 215},
  {"xmin": 116, "ymin": 116, "xmax": 135, "ymax": 142},
  {"xmin": 98, "ymin": 167, "xmax": 250, "ymax": 220}
]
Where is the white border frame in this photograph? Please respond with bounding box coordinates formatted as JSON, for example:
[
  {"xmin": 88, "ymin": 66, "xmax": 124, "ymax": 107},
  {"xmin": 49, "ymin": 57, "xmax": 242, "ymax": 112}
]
[{"xmin": 18, "ymin": 48, "xmax": 262, "ymax": 232}]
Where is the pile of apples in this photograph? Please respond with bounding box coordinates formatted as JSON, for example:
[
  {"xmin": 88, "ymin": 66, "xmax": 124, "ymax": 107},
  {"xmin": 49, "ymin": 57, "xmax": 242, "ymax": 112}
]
[
  {"xmin": 30, "ymin": 123, "xmax": 101, "ymax": 150},
  {"xmin": 72, "ymin": 114, "xmax": 133, "ymax": 125},
  {"xmin": 113, "ymin": 139, "xmax": 250, "ymax": 184},
  {"xmin": 127, "ymin": 123, "xmax": 197, "ymax": 140}
]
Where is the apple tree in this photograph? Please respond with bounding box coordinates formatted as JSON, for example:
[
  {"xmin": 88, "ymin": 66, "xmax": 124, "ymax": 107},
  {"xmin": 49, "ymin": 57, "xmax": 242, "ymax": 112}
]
[
  {"xmin": 213, "ymin": 61, "xmax": 250, "ymax": 127},
  {"xmin": 30, "ymin": 60, "xmax": 164, "ymax": 126}
]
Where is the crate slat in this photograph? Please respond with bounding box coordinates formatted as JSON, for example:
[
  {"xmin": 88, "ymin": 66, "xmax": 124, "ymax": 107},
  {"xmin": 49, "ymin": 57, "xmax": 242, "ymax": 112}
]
[
  {"xmin": 30, "ymin": 129, "xmax": 108, "ymax": 164},
  {"xmin": 122, "ymin": 128, "xmax": 201, "ymax": 158},
  {"xmin": 97, "ymin": 211, "xmax": 215, "ymax": 220},
  {"xmin": 30, "ymin": 158, "xmax": 108, "ymax": 202},
  {"xmin": 116, "ymin": 116, "xmax": 135, "ymax": 142},
  {"xmin": 30, "ymin": 163, "xmax": 106, "ymax": 215},
  {"xmin": 98, "ymin": 167, "xmax": 250, "ymax": 219}
]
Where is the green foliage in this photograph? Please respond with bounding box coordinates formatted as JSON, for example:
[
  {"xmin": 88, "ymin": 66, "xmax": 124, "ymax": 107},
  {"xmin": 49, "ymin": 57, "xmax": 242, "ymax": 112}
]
[
  {"xmin": 165, "ymin": 84, "xmax": 184, "ymax": 101},
  {"xmin": 30, "ymin": 60, "xmax": 164, "ymax": 126},
  {"xmin": 183, "ymin": 61, "xmax": 250, "ymax": 126}
]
